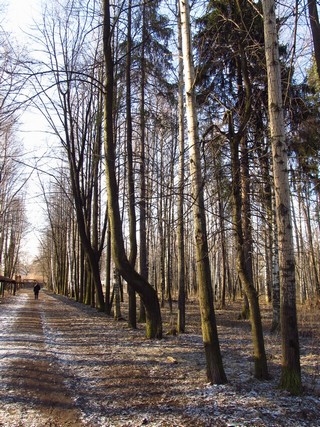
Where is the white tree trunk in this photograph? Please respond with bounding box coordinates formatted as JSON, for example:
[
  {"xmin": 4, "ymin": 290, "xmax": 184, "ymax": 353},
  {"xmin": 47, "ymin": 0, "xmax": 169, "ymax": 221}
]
[
  {"xmin": 179, "ymin": 0, "xmax": 226, "ymax": 384},
  {"xmin": 177, "ymin": 0, "xmax": 186, "ymax": 334},
  {"xmin": 262, "ymin": 0, "xmax": 301, "ymax": 394}
]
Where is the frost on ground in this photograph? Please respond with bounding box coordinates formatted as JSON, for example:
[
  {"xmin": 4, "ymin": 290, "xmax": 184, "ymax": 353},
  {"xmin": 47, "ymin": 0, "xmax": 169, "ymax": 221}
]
[{"xmin": 0, "ymin": 289, "xmax": 319, "ymax": 427}]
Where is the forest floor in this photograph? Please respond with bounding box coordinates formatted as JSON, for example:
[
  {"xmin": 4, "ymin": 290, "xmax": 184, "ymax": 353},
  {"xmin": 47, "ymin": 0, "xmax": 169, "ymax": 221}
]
[{"xmin": 0, "ymin": 288, "xmax": 319, "ymax": 427}]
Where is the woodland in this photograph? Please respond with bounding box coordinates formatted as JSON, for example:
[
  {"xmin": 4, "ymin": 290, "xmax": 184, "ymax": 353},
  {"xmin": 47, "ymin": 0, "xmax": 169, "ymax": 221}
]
[{"xmin": 0, "ymin": 0, "xmax": 320, "ymax": 404}]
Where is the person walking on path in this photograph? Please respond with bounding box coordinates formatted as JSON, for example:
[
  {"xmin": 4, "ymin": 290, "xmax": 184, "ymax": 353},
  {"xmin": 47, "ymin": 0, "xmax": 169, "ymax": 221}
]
[{"xmin": 33, "ymin": 283, "xmax": 40, "ymax": 299}]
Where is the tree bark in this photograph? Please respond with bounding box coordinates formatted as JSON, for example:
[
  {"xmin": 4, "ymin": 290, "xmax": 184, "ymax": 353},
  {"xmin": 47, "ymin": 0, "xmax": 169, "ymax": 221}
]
[
  {"xmin": 179, "ymin": 0, "xmax": 227, "ymax": 384},
  {"xmin": 126, "ymin": 0, "xmax": 137, "ymax": 329},
  {"xmin": 138, "ymin": 0, "xmax": 148, "ymax": 324},
  {"xmin": 262, "ymin": 0, "xmax": 301, "ymax": 394},
  {"xmin": 302, "ymin": 193, "xmax": 320, "ymax": 298},
  {"xmin": 308, "ymin": 0, "xmax": 320, "ymax": 79},
  {"xmin": 230, "ymin": 122, "xmax": 269, "ymax": 380},
  {"xmin": 177, "ymin": 3, "xmax": 186, "ymax": 332},
  {"xmin": 102, "ymin": 0, "xmax": 162, "ymax": 339},
  {"xmin": 105, "ymin": 225, "xmax": 112, "ymax": 314}
]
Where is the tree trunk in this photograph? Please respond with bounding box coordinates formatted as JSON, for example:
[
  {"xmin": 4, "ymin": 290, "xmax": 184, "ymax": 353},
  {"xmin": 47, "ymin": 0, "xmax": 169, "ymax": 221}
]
[
  {"xmin": 105, "ymin": 225, "xmax": 112, "ymax": 314},
  {"xmin": 179, "ymin": 0, "xmax": 227, "ymax": 384},
  {"xmin": 102, "ymin": 0, "xmax": 162, "ymax": 339},
  {"xmin": 158, "ymin": 137, "xmax": 166, "ymax": 308},
  {"xmin": 271, "ymin": 218, "xmax": 280, "ymax": 332},
  {"xmin": 308, "ymin": 0, "xmax": 320, "ymax": 79},
  {"xmin": 302, "ymin": 193, "xmax": 320, "ymax": 298},
  {"xmin": 262, "ymin": 0, "xmax": 301, "ymax": 394},
  {"xmin": 177, "ymin": 7, "xmax": 186, "ymax": 331},
  {"xmin": 113, "ymin": 269, "xmax": 122, "ymax": 320},
  {"xmin": 126, "ymin": 0, "xmax": 137, "ymax": 329},
  {"xmin": 230, "ymin": 124, "xmax": 269, "ymax": 380},
  {"xmin": 138, "ymin": 0, "xmax": 148, "ymax": 324}
]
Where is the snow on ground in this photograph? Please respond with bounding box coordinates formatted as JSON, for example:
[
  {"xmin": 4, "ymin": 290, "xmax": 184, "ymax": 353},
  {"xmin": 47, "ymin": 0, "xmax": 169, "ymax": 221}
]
[{"xmin": 0, "ymin": 289, "xmax": 319, "ymax": 426}]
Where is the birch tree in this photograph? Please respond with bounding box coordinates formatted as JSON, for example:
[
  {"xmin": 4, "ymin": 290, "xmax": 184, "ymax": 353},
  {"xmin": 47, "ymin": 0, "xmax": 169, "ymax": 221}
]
[
  {"xmin": 179, "ymin": 0, "xmax": 227, "ymax": 384},
  {"xmin": 262, "ymin": 0, "xmax": 301, "ymax": 394},
  {"xmin": 177, "ymin": 2, "xmax": 186, "ymax": 333}
]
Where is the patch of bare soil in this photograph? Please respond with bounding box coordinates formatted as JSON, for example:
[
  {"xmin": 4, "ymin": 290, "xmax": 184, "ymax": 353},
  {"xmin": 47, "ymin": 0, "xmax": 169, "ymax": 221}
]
[{"xmin": 0, "ymin": 289, "xmax": 319, "ymax": 426}]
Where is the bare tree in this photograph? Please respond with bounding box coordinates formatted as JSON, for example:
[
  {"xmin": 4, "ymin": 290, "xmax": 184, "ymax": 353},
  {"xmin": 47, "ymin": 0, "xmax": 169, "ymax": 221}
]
[
  {"xmin": 0, "ymin": 33, "xmax": 29, "ymax": 278},
  {"xmin": 30, "ymin": 0, "xmax": 107, "ymax": 309}
]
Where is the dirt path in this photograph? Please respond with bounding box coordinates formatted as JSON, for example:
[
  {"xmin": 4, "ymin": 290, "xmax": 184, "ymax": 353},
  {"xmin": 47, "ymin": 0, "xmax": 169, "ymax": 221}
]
[
  {"xmin": 0, "ymin": 289, "xmax": 319, "ymax": 427},
  {"xmin": 0, "ymin": 289, "xmax": 205, "ymax": 427},
  {"xmin": 0, "ymin": 290, "xmax": 83, "ymax": 426}
]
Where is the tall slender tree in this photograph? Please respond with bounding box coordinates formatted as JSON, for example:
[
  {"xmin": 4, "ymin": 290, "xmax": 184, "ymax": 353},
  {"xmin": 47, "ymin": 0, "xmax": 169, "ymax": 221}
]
[
  {"xmin": 137, "ymin": 0, "xmax": 148, "ymax": 323},
  {"xmin": 125, "ymin": 0, "xmax": 137, "ymax": 329},
  {"xmin": 177, "ymin": 1, "xmax": 186, "ymax": 333},
  {"xmin": 102, "ymin": 0, "xmax": 162, "ymax": 339},
  {"xmin": 179, "ymin": 0, "xmax": 227, "ymax": 384},
  {"xmin": 195, "ymin": 0, "xmax": 269, "ymax": 379},
  {"xmin": 262, "ymin": 0, "xmax": 301, "ymax": 394}
]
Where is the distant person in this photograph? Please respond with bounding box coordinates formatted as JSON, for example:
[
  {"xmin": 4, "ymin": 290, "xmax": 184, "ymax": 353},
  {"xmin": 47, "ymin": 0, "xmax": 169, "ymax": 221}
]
[{"xmin": 33, "ymin": 283, "xmax": 40, "ymax": 300}]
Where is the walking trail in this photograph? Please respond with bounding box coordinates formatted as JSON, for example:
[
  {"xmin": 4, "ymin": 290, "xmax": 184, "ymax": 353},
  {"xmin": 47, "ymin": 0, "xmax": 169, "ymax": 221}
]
[
  {"xmin": 0, "ymin": 288, "xmax": 319, "ymax": 427},
  {"xmin": 0, "ymin": 290, "xmax": 84, "ymax": 426}
]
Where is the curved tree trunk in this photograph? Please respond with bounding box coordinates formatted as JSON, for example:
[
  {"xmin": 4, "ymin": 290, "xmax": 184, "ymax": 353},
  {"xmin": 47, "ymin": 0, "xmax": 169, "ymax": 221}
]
[{"xmin": 102, "ymin": 0, "xmax": 162, "ymax": 339}]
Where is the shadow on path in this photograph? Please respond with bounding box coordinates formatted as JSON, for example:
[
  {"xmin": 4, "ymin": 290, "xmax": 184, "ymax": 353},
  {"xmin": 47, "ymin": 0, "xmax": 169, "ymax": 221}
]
[{"xmin": 0, "ymin": 290, "xmax": 84, "ymax": 426}]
